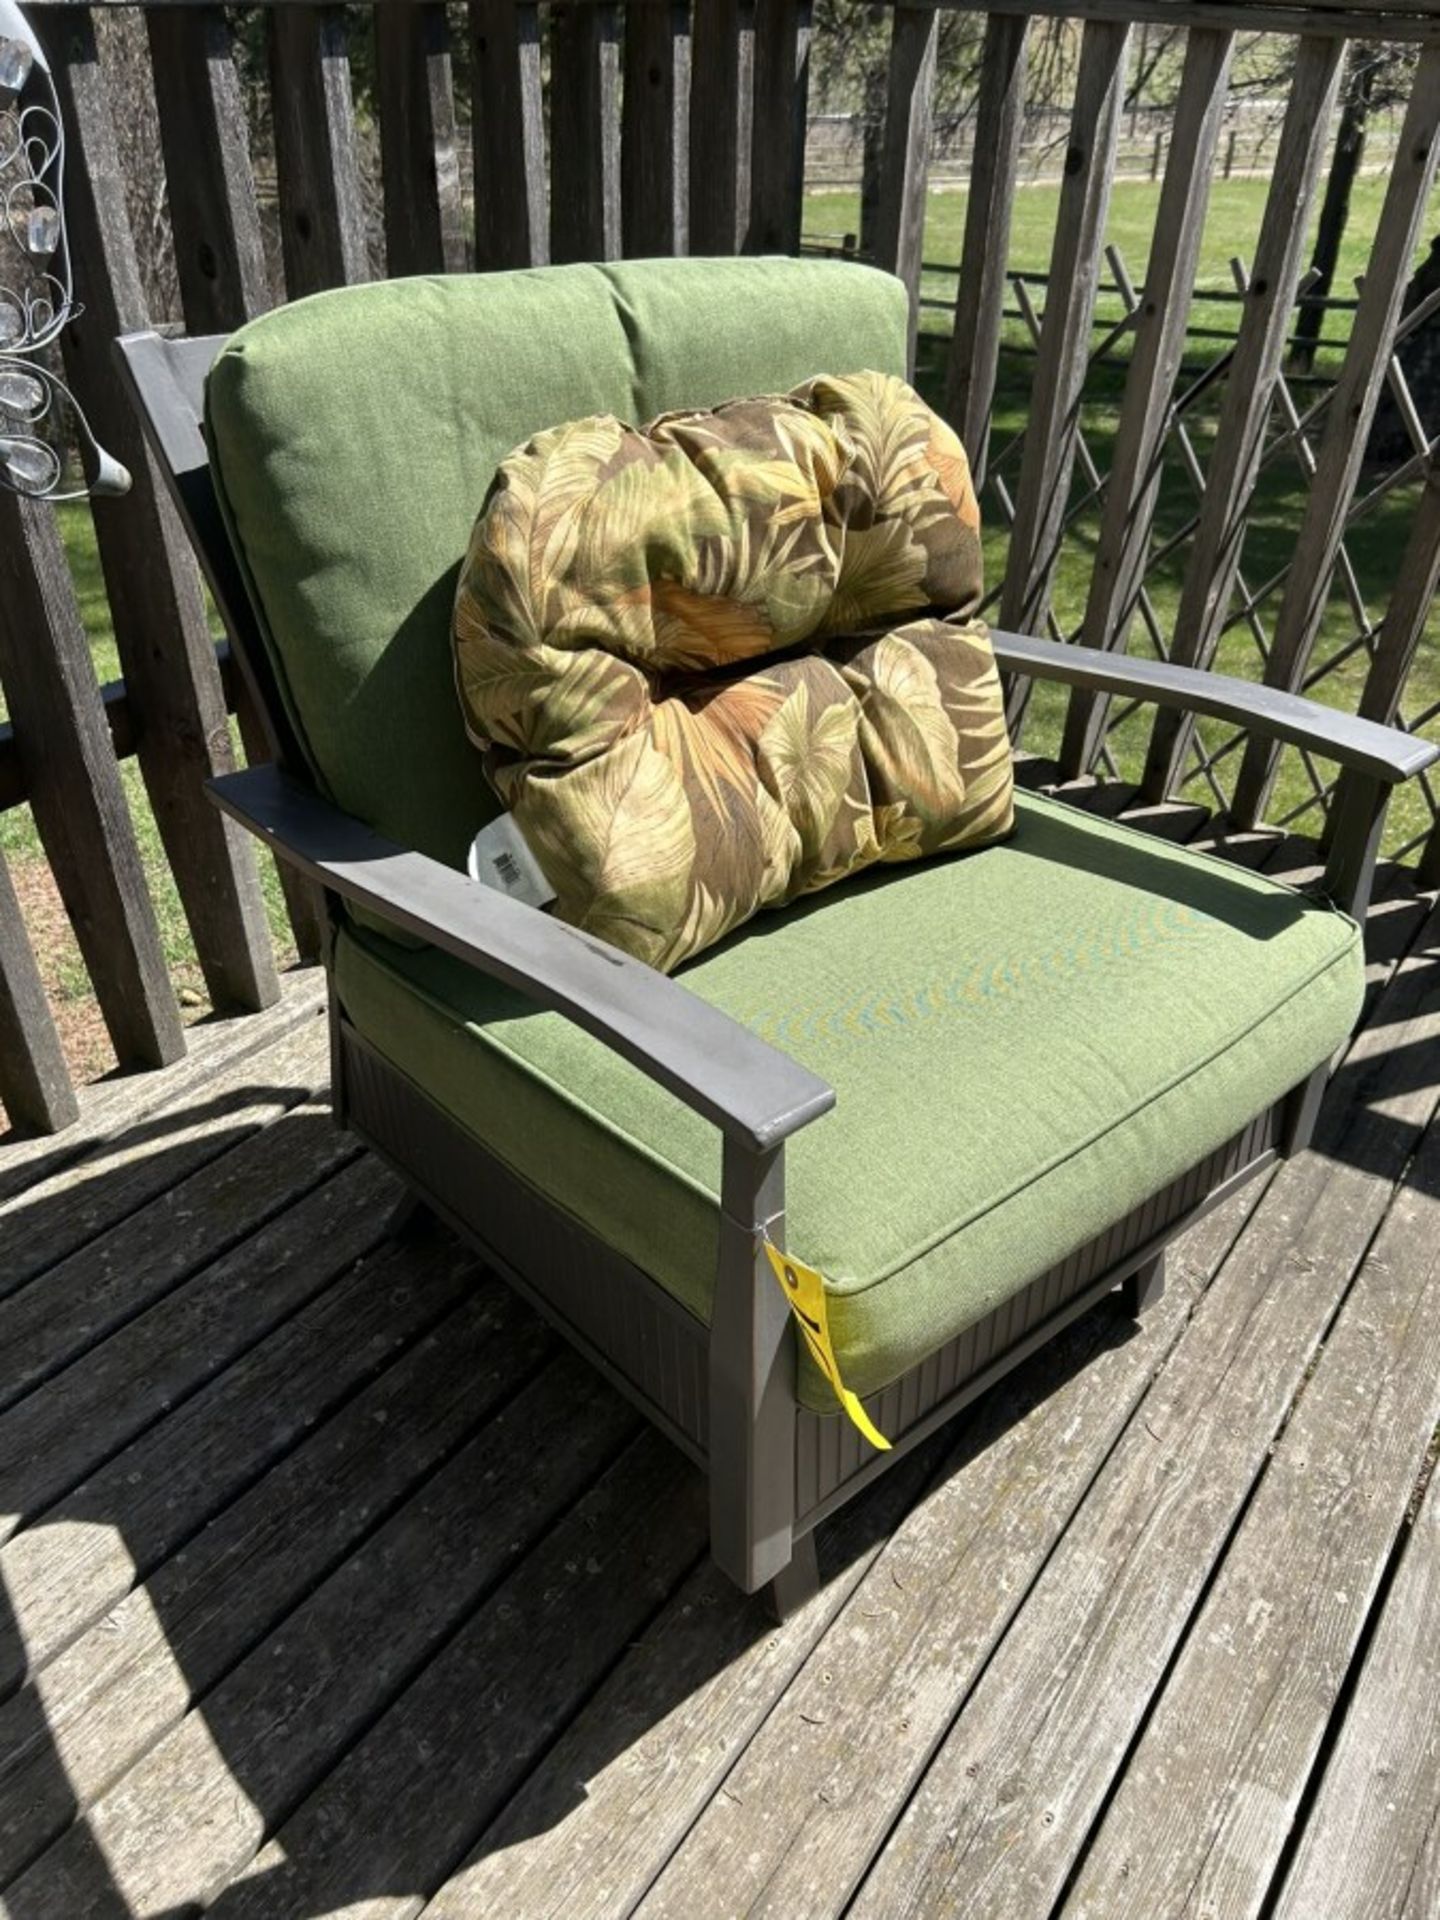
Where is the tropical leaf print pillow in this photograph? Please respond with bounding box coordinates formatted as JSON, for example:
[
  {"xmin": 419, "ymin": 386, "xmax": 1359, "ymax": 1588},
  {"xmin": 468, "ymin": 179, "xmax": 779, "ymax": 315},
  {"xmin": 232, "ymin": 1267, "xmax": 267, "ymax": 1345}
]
[{"xmin": 453, "ymin": 370, "xmax": 1014, "ymax": 972}]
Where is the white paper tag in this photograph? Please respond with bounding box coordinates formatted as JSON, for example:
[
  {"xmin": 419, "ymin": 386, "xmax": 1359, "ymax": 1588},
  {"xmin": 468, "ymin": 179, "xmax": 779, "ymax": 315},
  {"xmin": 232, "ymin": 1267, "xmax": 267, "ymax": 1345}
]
[{"xmin": 466, "ymin": 813, "xmax": 557, "ymax": 910}]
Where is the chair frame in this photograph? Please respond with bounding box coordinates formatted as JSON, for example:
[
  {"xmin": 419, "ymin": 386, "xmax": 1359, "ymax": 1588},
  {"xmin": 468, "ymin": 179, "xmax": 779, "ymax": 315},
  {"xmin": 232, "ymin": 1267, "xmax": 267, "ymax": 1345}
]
[{"xmin": 117, "ymin": 325, "xmax": 1437, "ymax": 1617}]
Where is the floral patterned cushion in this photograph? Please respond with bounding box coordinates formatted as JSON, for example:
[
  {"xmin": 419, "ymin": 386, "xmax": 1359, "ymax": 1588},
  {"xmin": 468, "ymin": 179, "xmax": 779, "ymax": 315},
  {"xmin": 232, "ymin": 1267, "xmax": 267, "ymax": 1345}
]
[{"xmin": 453, "ymin": 370, "xmax": 1014, "ymax": 971}]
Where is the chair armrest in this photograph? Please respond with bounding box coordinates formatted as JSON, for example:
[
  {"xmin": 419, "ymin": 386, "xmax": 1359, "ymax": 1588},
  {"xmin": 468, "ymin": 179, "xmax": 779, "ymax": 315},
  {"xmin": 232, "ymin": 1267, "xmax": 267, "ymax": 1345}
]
[
  {"xmin": 208, "ymin": 764, "xmax": 836, "ymax": 1155},
  {"xmin": 991, "ymin": 631, "xmax": 1439, "ymax": 786}
]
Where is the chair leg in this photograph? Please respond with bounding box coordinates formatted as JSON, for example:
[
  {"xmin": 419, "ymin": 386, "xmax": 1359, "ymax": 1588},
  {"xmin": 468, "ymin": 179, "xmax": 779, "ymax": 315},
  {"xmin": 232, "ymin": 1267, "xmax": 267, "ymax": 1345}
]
[
  {"xmin": 386, "ymin": 1187, "xmax": 436, "ymax": 1243},
  {"xmin": 767, "ymin": 1530, "xmax": 820, "ymax": 1624},
  {"xmin": 1122, "ymin": 1250, "xmax": 1166, "ymax": 1319}
]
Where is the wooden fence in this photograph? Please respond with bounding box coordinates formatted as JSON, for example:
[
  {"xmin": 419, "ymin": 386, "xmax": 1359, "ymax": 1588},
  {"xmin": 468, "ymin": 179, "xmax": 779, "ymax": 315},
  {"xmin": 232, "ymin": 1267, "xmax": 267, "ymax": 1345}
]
[{"xmin": 3, "ymin": 0, "xmax": 1440, "ymax": 1135}]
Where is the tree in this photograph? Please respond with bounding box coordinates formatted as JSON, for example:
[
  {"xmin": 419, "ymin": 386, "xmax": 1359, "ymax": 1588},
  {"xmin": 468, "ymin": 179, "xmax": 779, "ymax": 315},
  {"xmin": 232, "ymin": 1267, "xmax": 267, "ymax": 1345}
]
[{"xmin": 1292, "ymin": 45, "xmax": 1414, "ymax": 371}]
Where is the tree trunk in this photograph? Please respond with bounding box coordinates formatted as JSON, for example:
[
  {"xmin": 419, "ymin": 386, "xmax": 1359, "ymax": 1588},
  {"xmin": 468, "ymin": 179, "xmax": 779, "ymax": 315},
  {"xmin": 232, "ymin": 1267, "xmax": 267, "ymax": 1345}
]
[
  {"xmin": 860, "ymin": 84, "xmax": 884, "ymax": 257},
  {"xmin": 1367, "ymin": 233, "xmax": 1440, "ymax": 466},
  {"xmin": 1293, "ymin": 52, "xmax": 1374, "ymax": 371}
]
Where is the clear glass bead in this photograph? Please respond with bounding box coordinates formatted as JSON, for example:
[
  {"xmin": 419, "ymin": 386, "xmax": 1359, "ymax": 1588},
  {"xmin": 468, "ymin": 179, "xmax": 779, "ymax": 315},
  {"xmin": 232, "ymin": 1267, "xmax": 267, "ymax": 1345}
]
[
  {"xmin": 25, "ymin": 202, "xmax": 60, "ymax": 260},
  {"xmin": 0, "ymin": 37, "xmax": 34, "ymax": 98},
  {"xmin": 0, "ymin": 368, "xmax": 43, "ymax": 415},
  {"xmin": 0, "ymin": 434, "xmax": 56, "ymax": 493}
]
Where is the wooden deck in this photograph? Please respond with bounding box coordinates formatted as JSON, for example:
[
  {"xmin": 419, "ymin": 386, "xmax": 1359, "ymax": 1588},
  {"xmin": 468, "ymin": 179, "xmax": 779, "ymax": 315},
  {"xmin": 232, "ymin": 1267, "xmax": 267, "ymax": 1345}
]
[{"xmin": 1, "ymin": 791, "xmax": 1439, "ymax": 1920}]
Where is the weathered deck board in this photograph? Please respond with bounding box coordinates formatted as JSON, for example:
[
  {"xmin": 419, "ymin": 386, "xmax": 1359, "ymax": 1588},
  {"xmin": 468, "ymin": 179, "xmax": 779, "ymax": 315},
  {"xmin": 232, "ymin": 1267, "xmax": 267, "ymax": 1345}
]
[
  {"xmin": 0, "ymin": 970, "xmax": 324, "ymax": 1207},
  {"xmin": 210, "ymin": 1431, "xmax": 707, "ymax": 1920},
  {"xmin": 1272, "ymin": 1462, "xmax": 1440, "ymax": 1920},
  {"xmin": 4, "ymin": 1354, "xmax": 640, "ymax": 1918},
  {"xmin": 1063, "ymin": 1108, "xmax": 1440, "ymax": 1919},
  {"xmin": 0, "ymin": 1078, "xmax": 348, "ymax": 1422},
  {"xmin": 0, "ymin": 823, "xmax": 1436, "ymax": 1920},
  {"xmin": 423, "ymin": 1432, "xmax": 952, "ymax": 1920},
  {"xmin": 0, "ymin": 1126, "xmax": 364, "ymax": 1536},
  {"xmin": 0, "ymin": 1283, "xmax": 550, "ymax": 1891},
  {"xmin": 0, "ymin": 1222, "xmax": 473, "ymax": 1693},
  {"xmin": 0, "ymin": 982, "xmax": 328, "ymax": 1285}
]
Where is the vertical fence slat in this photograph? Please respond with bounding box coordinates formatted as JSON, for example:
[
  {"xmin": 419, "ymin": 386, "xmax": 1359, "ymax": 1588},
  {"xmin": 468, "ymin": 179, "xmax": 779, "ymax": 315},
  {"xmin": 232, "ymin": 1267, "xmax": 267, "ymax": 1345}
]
[
  {"xmin": 145, "ymin": 4, "xmax": 270, "ymax": 331},
  {"xmin": 1358, "ymin": 460, "xmax": 1440, "ymax": 730},
  {"xmin": 750, "ymin": 0, "xmax": 810, "ymax": 254},
  {"xmin": 1139, "ymin": 34, "xmax": 1346, "ymax": 805},
  {"xmin": 872, "ymin": 6, "xmax": 938, "ymax": 365},
  {"xmin": 0, "ymin": 859, "xmax": 79, "ymax": 1135},
  {"xmin": 998, "ymin": 17, "xmax": 1129, "ymax": 681},
  {"xmin": 146, "ymin": 5, "xmax": 323, "ymax": 961},
  {"xmin": 1058, "ymin": 25, "xmax": 1236, "ymax": 777},
  {"xmin": 470, "ymin": 0, "xmax": 548, "ymax": 268},
  {"xmin": 374, "ymin": 1, "xmax": 467, "ymax": 276},
  {"xmin": 226, "ymin": 681, "xmax": 326, "ymax": 965},
  {"xmin": 1351, "ymin": 456, "xmax": 1440, "ymax": 876},
  {"xmin": 943, "ymin": 11, "xmax": 1027, "ymax": 488},
  {"xmin": 268, "ymin": 4, "xmax": 371, "ymax": 297},
  {"xmin": 41, "ymin": 7, "xmax": 281, "ymax": 1016},
  {"xmin": 1230, "ymin": 43, "xmax": 1440, "ymax": 829},
  {"xmin": 622, "ymin": 0, "xmax": 690, "ymax": 257},
  {"xmin": 689, "ymin": 0, "xmax": 754, "ymax": 253},
  {"xmin": 550, "ymin": 2, "xmax": 622, "ymax": 262},
  {"xmin": 0, "ymin": 495, "xmax": 185, "ymax": 1071}
]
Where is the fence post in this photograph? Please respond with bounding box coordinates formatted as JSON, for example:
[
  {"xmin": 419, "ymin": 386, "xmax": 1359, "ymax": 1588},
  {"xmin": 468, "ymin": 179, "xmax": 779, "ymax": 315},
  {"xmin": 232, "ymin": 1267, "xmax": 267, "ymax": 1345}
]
[
  {"xmin": 944, "ymin": 12, "xmax": 1028, "ymax": 488},
  {"xmin": 1059, "ymin": 26, "xmax": 1235, "ymax": 778},
  {"xmin": 1230, "ymin": 43, "xmax": 1440, "ymax": 829},
  {"xmin": 0, "ymin": 857, "xmax": 79, "ymax": 1135},
  {"xmin": 999, "ymin": 16, "xmax": 1129, "ymax": 700},
  {"xmin": 0, "ymin": 493, "xmax": 185, "ymax": 1073},
  {"xmin": 689, "ymin": 0, "xmax": 755, "ymax": 252},
  {"xmin": 872, "ymin": 5, "xmax": 939, "ymax": 367},
  {"xmin": 39, "ymin": 5, "xmax": 281, "ymax": 1014},
  {"xmin": 1140, "ymin": 35, "xmax": 1346, "ymax": 804}
]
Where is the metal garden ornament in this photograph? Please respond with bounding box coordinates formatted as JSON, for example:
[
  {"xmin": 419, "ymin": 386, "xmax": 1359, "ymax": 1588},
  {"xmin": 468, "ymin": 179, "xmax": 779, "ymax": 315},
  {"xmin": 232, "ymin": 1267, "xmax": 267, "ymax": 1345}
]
[{"xmin": 0, "ymin": 0, "xmax": 128, "ymax": 500}]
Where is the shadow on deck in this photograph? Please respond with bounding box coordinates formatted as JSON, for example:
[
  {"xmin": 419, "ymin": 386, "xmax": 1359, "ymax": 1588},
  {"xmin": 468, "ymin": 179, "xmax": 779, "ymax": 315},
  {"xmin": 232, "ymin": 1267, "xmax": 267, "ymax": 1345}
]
[{"xmin": 0, "ymin": 785, "xmax": 1438, "ymax": 1920}]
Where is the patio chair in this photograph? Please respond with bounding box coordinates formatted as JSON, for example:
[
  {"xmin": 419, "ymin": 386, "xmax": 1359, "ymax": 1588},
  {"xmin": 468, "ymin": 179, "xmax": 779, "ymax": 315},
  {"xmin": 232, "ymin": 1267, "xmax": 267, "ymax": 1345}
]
[{"xmin": 117, "ymin": 257, "xmax": 1434, "ymax": 1618}]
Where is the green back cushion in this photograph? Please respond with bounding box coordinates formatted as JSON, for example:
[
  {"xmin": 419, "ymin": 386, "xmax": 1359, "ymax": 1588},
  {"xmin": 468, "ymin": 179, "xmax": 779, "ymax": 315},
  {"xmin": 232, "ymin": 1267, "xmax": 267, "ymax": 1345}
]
[
  {"xmin": 455, "ymin": 370, "xmax": 1013, "ymax": 970},
  {"xmin": 204, "ymin": 258, "xmax": 910, "ymax": 865}
]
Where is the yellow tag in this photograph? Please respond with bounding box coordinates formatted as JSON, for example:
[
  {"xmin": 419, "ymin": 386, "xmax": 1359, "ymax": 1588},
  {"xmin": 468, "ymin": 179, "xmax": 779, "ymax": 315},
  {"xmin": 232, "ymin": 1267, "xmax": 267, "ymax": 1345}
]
[{"xmin": 763, "ymin": 1239, "xmax": 891, "ymax": 1451}]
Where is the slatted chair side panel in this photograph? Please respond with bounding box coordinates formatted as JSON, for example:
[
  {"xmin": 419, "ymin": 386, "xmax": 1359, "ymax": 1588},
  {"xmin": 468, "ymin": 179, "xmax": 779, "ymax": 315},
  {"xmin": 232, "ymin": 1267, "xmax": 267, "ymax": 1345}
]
[
  {"xmin": 750, "ymin": 0, "xmax": 811, "ymax": 255},
  {"xmin": 1055, "ymin": 24, "xmax": 1236, "ymax": 780},
  {"xmin": 1138, "ymin": 33, "xmax": 1347, "ymax": 804},
  {"xmin": 374, "ymin": 0, "xmax": 468, "ymax": 276},
  {"xmin": 37, "ymin": 7, "xmax": 281, "ymax": 1016},
  {"xmin": 621, "ymin": 0, "xmax": 692, "ymax": 256},
  {"xmin": 469, "ymin": 0, "xmax": 548, "ymax": 269},
  {"xmin": 943, "ymin": 10, "xmax": 1029, "ymax": 489},
  {"xmin": 998, "ymin": 16, "xmax": 1129, "ymax": 738},
  {"xmin": 267, "ymin": 2, "xmax": 372, "ymax": 297},
  {"xmin": 871, "ymin": 4, "xmax": 939, "ymax": 367},
  {"xmin": 1229, "ymin": 42, "xmax": 1440, "ymax": 829},
  {"xmin": 550, "ymin": 1, "xmax": 623, "ymax": 263}
]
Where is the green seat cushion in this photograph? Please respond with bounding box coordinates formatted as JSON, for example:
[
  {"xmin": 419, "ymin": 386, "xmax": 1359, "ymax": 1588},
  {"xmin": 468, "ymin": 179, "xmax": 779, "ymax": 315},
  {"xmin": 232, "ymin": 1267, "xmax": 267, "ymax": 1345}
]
[
  {"xmin": 204, "ymin": 258, "xmax": 910, "ymax": 867},
  {"xmin": 332, "ymin": 790, "xmax": 1363, "ymax": 1410}
]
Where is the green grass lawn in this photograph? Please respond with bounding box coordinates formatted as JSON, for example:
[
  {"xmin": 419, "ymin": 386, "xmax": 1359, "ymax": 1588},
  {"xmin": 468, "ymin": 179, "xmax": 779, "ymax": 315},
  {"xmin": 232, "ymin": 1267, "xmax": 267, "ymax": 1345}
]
[{"xmin": 805, "ymin": 174, "xmax": 1440, "ymax": 854}]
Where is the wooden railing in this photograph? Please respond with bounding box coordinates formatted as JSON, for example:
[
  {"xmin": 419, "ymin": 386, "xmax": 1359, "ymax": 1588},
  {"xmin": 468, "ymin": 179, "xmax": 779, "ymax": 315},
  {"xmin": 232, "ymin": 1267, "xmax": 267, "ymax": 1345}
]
[{"xmin": 3, "ymin": 0, "xmax": 1440, "ymax": 1134}]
